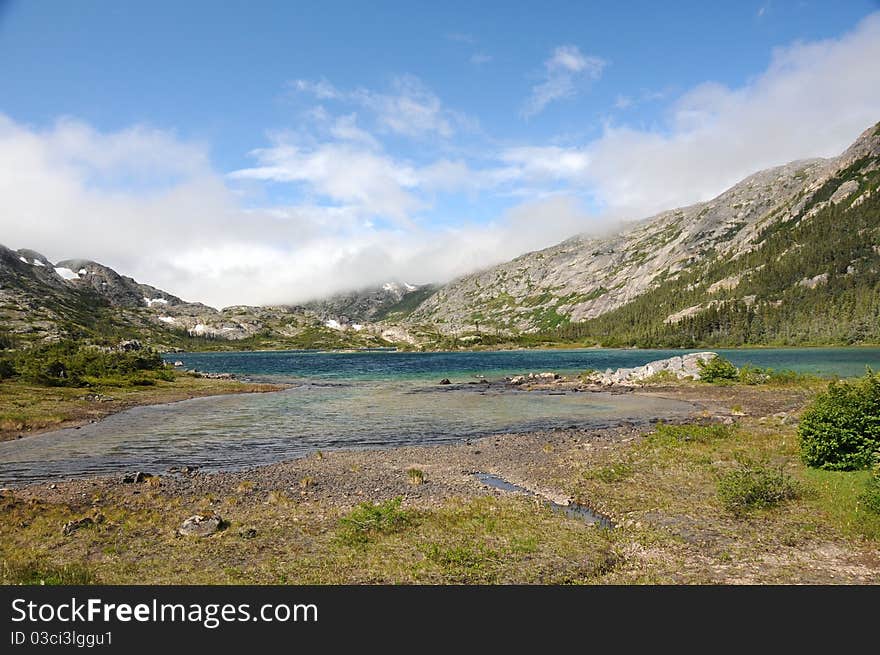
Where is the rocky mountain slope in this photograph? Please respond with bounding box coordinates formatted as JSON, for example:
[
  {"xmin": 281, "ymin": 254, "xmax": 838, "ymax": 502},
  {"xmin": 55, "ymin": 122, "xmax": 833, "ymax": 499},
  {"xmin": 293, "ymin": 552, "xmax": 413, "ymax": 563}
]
[
  {"xmin": 3, "ymin": 120, "xmax": 879, "ymax": 350},
  {"xmin": 0, "ymin": 246, "xmax": 394, "ymax": 349},
  {"xmin": 406, "ymin": 121, "xmax": 880, "ymax": 343},
  {"xmin": 302, "ymin": 282, "xmax": 438, "ymax": 326}
]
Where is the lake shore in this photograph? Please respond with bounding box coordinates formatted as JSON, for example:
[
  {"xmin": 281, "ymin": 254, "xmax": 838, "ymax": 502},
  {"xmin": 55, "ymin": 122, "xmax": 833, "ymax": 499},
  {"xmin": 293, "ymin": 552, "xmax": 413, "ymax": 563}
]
[
  {"xmin": 4, "ymin": 382, "xmax": 877, "ymax": 584},
  {"xmin": 0, "ymin": 373, "xmax": 288, "ymax": 443}
]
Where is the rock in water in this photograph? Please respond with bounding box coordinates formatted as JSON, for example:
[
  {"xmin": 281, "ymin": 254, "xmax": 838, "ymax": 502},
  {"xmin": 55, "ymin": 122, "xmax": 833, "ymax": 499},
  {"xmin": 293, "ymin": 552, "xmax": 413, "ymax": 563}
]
[
  {"xmin": 589, "ymin": 352, "xmax": 719, "ymax": 386},
  {"xmin": 178, "ymin": 514, "xmax": 224, "ymax": 537},
  {"xmin": 438, "ymin": 378, "xmax": 451, "ymax": 385}
]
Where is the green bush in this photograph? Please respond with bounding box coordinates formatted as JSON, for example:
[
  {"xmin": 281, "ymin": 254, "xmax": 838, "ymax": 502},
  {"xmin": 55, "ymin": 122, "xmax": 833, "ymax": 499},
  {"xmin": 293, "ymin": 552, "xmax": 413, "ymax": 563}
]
[
  {"xmin": 717, "ymin": 464, "xmax": 799, "ymax": 513},
  {"xmin": 0, "ymin": 331, "xmax": 15, "ymax": 350},
  {"xmin": 337, "ymin": 497, "xmax": 411, "ymax": 546},
  {"xmin": 9, "ymin": 340, "xmax": 166, "ymax": 387},
  {"xmin": 697, "ymin": 355, "xmax": 739, "ymax": 383},
  {"xmin": 799, "ymin": 372, "xmax": 880, "ymax": 470},
  {"xmin": 860, "ymin": 474, "xmax": 880, "ymax": 514},
  {"xmin": 737, "ymin": 364, "xmax": 770, "ymax": 385},
  {"xmin": 859, "ymin": 456, "xmax": 880, "ymax": 514},
  {"xmin": 0, "ymin": 356, "xmax": 16, "ymax": 380}
]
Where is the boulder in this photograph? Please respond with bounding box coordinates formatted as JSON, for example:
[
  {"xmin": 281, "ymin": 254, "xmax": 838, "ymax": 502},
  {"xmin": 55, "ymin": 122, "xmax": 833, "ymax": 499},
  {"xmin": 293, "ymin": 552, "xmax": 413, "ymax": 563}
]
[
  {"xmin": 178, "ymin": 514, "xmax": 224, "ymax": 537},
  {"xmin": 118, "ymin": 339, "xmax": 142, "ymax": 352},
  {"xmin": 438, "ymin": 378, "xmax": 451, "ymax": 385},
  {"xmin": 588, "ymin": 352, "xmax": 719, "ymax": 386}
]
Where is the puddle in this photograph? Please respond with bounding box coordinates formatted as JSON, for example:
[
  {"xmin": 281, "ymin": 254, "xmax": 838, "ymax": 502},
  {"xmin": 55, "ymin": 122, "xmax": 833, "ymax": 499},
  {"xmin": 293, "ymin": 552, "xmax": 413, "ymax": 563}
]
[{"xmin": 473, "ymin": 472, "xmax": 613, "ymax": 528}]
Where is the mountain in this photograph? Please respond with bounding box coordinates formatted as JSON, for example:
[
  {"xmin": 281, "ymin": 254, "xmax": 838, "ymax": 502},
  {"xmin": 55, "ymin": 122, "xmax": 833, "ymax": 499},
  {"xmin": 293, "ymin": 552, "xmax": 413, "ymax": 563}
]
[
  {"xmin": 0, "ymin": 248, "xmax": 395, "ymax": 350},
  {"xmin": 302, "ymin": 282, "xmax": 439, "ymax": 325},
  {"xmin": 4, "ymin": 120, "xmax": 879, "ymax": 351},
  {"xmin": 405, "ymin": 121, "xmax": 880, "ymax": 346}
]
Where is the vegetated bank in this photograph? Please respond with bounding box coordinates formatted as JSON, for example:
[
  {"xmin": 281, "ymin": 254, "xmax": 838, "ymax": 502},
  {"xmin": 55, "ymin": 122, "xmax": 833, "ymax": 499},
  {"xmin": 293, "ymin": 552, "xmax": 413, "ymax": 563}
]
[{"xmin": 0, "ymin": 339, "xmax": 284, "ymax": 442}]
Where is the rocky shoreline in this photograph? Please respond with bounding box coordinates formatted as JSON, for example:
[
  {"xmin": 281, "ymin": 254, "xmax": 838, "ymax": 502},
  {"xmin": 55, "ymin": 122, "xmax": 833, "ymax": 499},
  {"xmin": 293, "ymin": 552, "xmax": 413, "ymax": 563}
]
[
  {"xmin": 5, "ymin": 382, "xmax": 808, "ymax": 517},
  {"xmin": 6, "ymin": 380, "xmax": 864, "ymax": 585}
]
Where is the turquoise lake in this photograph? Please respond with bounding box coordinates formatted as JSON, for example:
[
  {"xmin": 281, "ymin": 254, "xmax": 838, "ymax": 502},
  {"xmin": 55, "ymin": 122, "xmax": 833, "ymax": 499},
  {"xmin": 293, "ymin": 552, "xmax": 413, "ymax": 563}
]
[{"xmin": 2, "ymin": 347, "xmax": 879, "ymax": 485}]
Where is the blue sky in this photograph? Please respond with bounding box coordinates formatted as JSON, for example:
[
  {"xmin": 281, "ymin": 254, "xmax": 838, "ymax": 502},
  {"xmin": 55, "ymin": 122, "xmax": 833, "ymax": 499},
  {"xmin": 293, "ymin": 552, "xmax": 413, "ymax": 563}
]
[{"xmin": 1, "ymin": 1, "xmax": 879, "ymax": 306}]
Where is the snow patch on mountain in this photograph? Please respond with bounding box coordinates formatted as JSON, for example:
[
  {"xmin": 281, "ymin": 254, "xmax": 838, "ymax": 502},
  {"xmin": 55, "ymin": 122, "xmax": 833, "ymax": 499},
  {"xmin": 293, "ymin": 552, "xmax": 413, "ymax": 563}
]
[{"xmin": 54, "ymin": 267, "xmax": 80, "ymax": 281}]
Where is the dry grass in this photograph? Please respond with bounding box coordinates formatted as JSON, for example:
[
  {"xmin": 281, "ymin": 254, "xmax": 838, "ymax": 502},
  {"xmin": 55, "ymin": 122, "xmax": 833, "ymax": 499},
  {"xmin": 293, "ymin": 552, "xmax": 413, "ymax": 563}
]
[{"xmin": 0, "ymin": 490, "xmax": 618, "ymax": 585}]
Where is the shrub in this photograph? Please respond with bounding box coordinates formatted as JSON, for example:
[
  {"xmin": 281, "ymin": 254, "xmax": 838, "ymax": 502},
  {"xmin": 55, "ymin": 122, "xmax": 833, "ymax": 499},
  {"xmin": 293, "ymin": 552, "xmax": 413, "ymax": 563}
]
[
  {"xmin": 0, "ymin": 330, "xmax": 15, "ymax": 350},
  {"xmin": 337, "ymin": 497, "xmax": 411, "ymax": 545},
  {"xmin": 0, "ymin": 356, "xmax": 16, "ymax": 380},
  {"xmin": 859, "ymin": 456, "xmax": 880, "ymax": 514},
  {"xmin": 860, "ymin": 474, "xmax": 880, "ymax": 515},
  {"xmin": 737, "ymin": 364, "xmax": 770, "ymax": 385},
  {"xmin": 639, "ymin": 369, "xmax": 678, "ymax": 385},
  {"xmin": 13, "ymin": 341, "xmax": 165, "ymax": 387},
  {"xmin": 717, "ymin": 464, "xmax": 799, "ymax": 513},
  {"xmin": 799, "ymin": 372, "xmax": 880, "ymax": 470},
  {"xmin": 407, "ymin": 468, "xmax": 425, "ymax": 485},
  {"xmin": 697, "ymin": 355, "xmax": 739, "ymax": 383}
]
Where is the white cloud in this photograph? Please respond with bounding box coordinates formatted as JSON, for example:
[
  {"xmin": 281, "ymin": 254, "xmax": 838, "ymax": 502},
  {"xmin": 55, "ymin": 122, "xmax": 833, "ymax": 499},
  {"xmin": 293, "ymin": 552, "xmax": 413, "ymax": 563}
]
[
  {"xmin": 291, "ymin": 78, "xmax": 341, "ymax": 99},
  {"xmin": 523, "ymin": 45, "xmax": 607, "ymax": 117},
  {"xmin": 355, "ymin": 76, "xmax": 454, "ymax": 138},
  {"xmin": 501, "ymin": 146, "xmax": 590, "ymax": 180},
  {"xmin": 470, "ymin": 53, "xmax": 493, "ymax": 65},
  {"xmin": 230, "ymin": 139, "xmax": 421, "ymax": 223},
  {"xmin": 291, "ymin": 74, "xmax": 467, "ymax": 139},
  {"xmin": 328, "ymin": 113, "xmax": 381, "ymax": 149},
  {"xmin": 583, "ymin": 12, "xmax": 880, "ymax": 220},
  {"xmin": 0, "ymin": 114, "xmax": 593, "ymax": 308}
]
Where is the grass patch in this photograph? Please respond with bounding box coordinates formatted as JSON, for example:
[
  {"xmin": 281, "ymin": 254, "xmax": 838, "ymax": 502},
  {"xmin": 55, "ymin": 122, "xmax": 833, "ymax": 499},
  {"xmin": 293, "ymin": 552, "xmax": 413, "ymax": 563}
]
[
  {"xmin": 859, "ymin": 474, "xmax": 880, "ymax": 515},
  {"xmin": 422, "ymin": 543, "xmax": 501, "ymax": 582},
  {"xmin": 650, "ymin": 422, "xmax": 733, "ymax": 446},
  {"xmin": 588, "ymin": 462, "xmax": 633, "ymax": 483},
  {"xmin": 717, "ymin": 463, "xmax": 800, "ymax": 514},
  {"xmin": 1, "ymin": 558, "xmax": 96, "ymax": 585},
  {"xmin": 803, "ymin": 468, "xmax": 880, "ymax": 539},
  {"xmin": 337, "ymin": 498, "xmax": 413, "ymax": 546},
  {"xmin": 406, "ymin": 468, "xmax": 425, "ymax": 485}
]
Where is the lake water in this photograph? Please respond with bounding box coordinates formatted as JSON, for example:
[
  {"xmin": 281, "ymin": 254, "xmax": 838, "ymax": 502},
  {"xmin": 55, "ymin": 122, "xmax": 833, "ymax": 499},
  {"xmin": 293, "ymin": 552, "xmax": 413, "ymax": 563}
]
[{"xmin": 2, "ymin": 347, "xmax": 878, "ymax": 485}]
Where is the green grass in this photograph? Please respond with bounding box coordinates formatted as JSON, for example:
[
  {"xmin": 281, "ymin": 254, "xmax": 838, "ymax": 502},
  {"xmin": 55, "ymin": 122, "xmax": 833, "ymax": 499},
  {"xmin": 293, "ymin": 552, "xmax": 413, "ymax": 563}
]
[
  {"xmin": 1, "ymin": 559, "xmax": 96, "ymax": 585},
  {"xmin": 717, "ymin": 463, "xmax": 800, "ymax": 514},
  {"xmin": 803, "ymin": 468, "xmax": 880, "ymax": 539},
  {"xmin": 649, "ymin": 423, "xmax": 734, "ymax": 446},
  {"xmin": 588, "ymin": 462, "xmax": 634, "ymax": 483},
  {"xmin": 336, "ymin": 498, "xmax": 413, "ymax": 546}
]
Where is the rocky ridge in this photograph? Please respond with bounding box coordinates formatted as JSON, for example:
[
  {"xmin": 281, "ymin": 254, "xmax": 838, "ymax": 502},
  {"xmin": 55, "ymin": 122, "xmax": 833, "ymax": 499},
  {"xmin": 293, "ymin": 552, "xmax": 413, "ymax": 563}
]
[{"xmin": 406, "ymin": 122, "xmax": 880, "ymax": 334}]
